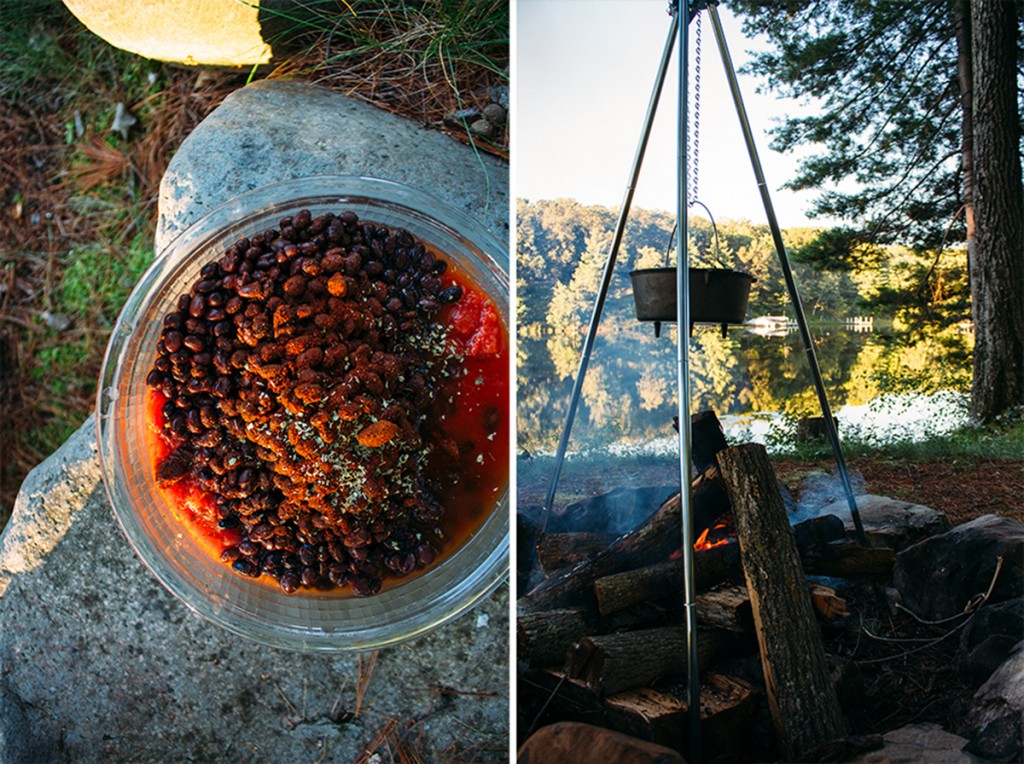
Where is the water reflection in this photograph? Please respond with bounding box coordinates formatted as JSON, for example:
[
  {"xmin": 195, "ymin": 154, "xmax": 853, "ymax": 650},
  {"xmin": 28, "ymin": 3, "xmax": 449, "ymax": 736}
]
[{"xmin": 517, "ymin": 319, "xmax": 973, "ymax": 458}]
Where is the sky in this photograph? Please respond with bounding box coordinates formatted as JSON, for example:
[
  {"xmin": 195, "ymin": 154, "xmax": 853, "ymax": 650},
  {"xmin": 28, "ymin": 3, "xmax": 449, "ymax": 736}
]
[{"xmin": 514, "ymin": 0, "xmax": 826, "ymax": 228}]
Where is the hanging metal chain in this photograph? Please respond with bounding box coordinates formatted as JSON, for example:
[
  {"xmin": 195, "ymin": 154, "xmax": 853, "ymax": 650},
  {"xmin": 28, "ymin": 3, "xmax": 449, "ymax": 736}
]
[{"xmin": 688, "ymin": 11, "xmax": 702, "ymax": 203}]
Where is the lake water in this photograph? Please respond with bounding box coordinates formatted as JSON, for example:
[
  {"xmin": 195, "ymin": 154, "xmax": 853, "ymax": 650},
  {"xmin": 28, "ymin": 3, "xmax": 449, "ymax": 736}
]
[{"xmin": 517, "ymin": 318, "xmax": 973, "ymax": 459}]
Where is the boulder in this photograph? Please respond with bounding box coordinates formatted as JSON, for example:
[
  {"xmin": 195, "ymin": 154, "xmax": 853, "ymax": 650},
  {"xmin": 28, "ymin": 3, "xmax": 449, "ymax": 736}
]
[
  {"xmin": 517, "ymin": 722, "xmax": 684, "ymax": 764},
  {"xmin": 894, "ymin": 515, "xmax": 1024, "ymax": 621},
  {"xmin": 847, "ymin": 722, "xmax": 983, "ymax": 763},
  {"xmin": 966, "ymin": 641, "xmax": 1024, "ymax": 761},
  {"xmin": 0, "ymin": 417, "xmax": 508, "ymax": 763},
  {"xmin": 958, "ymin": 599, "xmax": 1024, "ymax": 686},
  {"xmin": 817, "ymin": 494, "xmax": 949, "ymax": 550},
  {"xmin": 0, "ymin": 87, "xmax": 509, "ymax": 762},
  {"xmin": 156, "ymin": 80, "xmax": 509, "ymax": 254}
]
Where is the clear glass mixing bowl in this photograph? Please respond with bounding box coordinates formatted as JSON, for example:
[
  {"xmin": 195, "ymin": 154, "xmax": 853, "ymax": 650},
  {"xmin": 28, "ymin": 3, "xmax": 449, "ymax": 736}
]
[{"xmin": 97, "ymin": 176, "xmax": 509, "ymax": 651}]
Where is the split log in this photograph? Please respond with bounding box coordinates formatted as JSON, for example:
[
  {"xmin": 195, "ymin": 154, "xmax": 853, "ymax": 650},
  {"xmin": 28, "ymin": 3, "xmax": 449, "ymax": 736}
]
[
  {"xmin": 518, "ymin": 466, "xmax": 730, "ymax": 614},
  {"xmin": 696, "ymin": 585, "xmax": 754, "ymax": 633},
  {"xmin": 564, "ymin": 626, "xmax": 733, "ymax": 696},
  {"xmin": 518, "ymin": 608, "xmax": 591, "ymax": 668},
  {"xmin": 718, "ymin": 443, "xmax": 850, "ymax": 760},
  {"xmin": 536, "ymin": 532, "xmax": 615, "ymax": 573},
  {"xmin": 803, "ymin": 540, "xmax": 896, "ymax": 580},
  {"xmin": 592, "ymin": 515, "xmax": 845, "ymax": 616},
  {"xmin": 519, "ymin": 668, "xmax": 754, "ymax": 758},
  {"xmin": 699, "ymin": 583, "xmax": 849, "ymax": 631},
  {"xmin": 603, "ymin": 674, "xmax": 755, "ymax": 757},
  {"xmin": 809, "ymin": 583, "xmax": 850, "ymax": 621}
]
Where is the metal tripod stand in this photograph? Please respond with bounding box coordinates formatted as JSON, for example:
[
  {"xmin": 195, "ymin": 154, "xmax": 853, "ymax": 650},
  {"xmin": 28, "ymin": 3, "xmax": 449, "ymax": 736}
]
[{"xmin": 538, "ymin": 2, "xmax": 870, "ymax": 760}]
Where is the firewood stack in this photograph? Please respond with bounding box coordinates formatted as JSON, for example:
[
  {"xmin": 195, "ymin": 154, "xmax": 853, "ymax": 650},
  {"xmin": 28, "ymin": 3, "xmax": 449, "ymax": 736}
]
[{"xmin": 517, "ymin": 411, "xmax": 886, "ymax": 761}]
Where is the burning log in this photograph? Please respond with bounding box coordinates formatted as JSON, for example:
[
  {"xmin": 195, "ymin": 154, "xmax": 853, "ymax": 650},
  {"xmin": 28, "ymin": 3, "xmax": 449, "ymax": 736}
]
[
  {"xmin": 518, "ymin": 466, "xmax": 730, "ymax": 614},
  {"xmin": 718, "ymin": 443, "xmax": 850, "ymax": 760},
  {"xmin": 592, "ymin": 543, "xmax": 741, "ymax": 616},
  {"xmin": 563, "ymin": 626, "xmax": 734, "ymax": 696},
  {"xmin": 591, "ymin": 514, "xmax": 847, "ymax": 617},
  {"xmin": 536, "ymin": 532, "xmax": 615, "ymax": 573}
]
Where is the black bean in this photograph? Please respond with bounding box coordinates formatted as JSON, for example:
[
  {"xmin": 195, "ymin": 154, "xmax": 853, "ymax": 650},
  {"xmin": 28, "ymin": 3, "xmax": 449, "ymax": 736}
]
[
  {"xmin": 279, "ymin": 572, "xmax": 300, "ymax": 594},
  {"xmin": 351, "ymin": 575, "xmax": 381, "ymax": 597},
  {"xmin": 437, "ymin": 285, "xmax": 463, "ymax": 304},
  {"xmin": 232, "ymin": 559, "xmax": 260, "ymax": 577},
  {"xmin": 164, "ymin": 331, "xmax": 183, "ymax": 353}
]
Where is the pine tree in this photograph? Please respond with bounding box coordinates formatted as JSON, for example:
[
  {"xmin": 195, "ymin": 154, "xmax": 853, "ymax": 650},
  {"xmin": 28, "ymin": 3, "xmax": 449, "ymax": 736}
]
[{"xmin": 729, "ymin": 0, "xmax": 1023, "ymax": 420}]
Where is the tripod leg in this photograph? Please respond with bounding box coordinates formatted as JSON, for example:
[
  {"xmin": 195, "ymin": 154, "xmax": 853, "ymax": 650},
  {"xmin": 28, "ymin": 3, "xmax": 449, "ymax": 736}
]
[
  {"xmin": 540, "ymin": 10, "xmax": 680, "ymax": 531},
  {"xmin": 705, "ymin": 4, "xmax": 869, "ymax": 546}
]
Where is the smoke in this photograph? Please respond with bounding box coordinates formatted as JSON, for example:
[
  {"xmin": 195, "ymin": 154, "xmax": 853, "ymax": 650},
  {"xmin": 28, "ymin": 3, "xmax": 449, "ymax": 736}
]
[{"xmin": 788, "ymin": 467, "xmax": 867, "ymax": 525}]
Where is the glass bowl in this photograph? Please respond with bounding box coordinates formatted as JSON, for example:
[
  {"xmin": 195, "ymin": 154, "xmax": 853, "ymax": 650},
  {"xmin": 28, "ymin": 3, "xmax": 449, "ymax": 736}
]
[{"xmin": 97, "ymin": 176, "xmax": 509, "ymax": 651}]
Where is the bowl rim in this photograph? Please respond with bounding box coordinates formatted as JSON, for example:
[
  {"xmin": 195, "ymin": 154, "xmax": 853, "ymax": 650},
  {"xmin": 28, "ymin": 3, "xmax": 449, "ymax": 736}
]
[{"xmin": 96, "ymin": 175, "xmax": 509, "ymax": 651}]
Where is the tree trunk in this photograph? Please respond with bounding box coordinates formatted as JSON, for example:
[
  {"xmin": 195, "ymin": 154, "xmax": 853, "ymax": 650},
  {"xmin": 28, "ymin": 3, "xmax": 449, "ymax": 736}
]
[
  {"xmin": 955, "ymin": 0, "xmax": 975, "ymax": 244},
  {"xmin": 969, "ymin": 0, "xmax": 1024, "ymax": 421}
]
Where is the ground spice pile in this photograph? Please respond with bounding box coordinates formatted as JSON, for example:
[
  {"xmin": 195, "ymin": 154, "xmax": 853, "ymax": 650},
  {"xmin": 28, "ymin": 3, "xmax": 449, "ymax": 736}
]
[{"xmin": 147, "ymin": 208, "xmax": 468, "ymax": 596}]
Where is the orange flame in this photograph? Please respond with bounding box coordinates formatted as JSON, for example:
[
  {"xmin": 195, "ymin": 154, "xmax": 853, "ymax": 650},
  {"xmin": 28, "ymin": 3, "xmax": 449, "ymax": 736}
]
[{"xmin": 693, "ymin": 523, "xmax": 731, "ymax": 552}]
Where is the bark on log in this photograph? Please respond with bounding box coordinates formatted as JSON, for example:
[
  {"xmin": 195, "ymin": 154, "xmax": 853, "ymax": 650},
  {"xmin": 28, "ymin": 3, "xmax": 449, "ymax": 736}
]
[
  {"xmin": 593, "ymin": 543, "xmax": 742, "ymax": 616},
  {"xmin": 518, "ymin": 608, "xmax": 591, "ymax": 668},
  {"xmin": 802, "ymin": 540, "xmax": 896, "ymax": 580},
  {"xmin": 564, "ymin": 626, "xmax": 733, "ymax": 696},
  {"xmin": 536, "ymin": 532, "xmax": 615, "ymax": 573},
  {"xmin": 718, "ymin": 443, "xmax": 850, "ymax": 760},
  {"xmin": 518, "ymin": 466, "xmax": 730, "ymax": 614},
  {"xmin": 690, "ymin": 410, "xmax": 730, "ymax": 472}
]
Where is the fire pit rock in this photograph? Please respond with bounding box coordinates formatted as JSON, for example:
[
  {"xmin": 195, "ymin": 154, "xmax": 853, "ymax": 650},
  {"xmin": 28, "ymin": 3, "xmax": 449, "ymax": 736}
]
[
  {"xmin": 817, "ymin": 494, "xmax": 949, "ymax": 551},
  {"xmin": 958, "ymin": 599, "xmax": 1024, "ymax": 685},
  {"xmin": 848, "ymin": 723, "xmax": 984, "ymax": 763},
  {"xmin": 965, "ymin": 641, "xmax": 1024, "ymax": 761},
  {"xmin": 518, "ymin": 721, "xmax": 684, "ymax": 764},
  {"xmin": 894, "ymin": 515, "xmax": 1024, "ymax": 621}
]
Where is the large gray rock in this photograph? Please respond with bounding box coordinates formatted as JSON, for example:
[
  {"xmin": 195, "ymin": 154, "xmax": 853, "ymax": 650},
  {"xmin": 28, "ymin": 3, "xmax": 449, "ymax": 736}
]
[
  {"xmin": 156, "ymin": 79, "xmax": 509, "ymax": 253},
  {"xmin": 1, "ymin": 87, "xmax": 509, "ymax": 762},
  {"xmin": 848, "ymin": 723, "xmax": 983, "ymax": 763},
  {"xmin": 894, "ymin": 515, "xmax": 1024, "ymax": 620},
  {"xmin": 0, "ymin": 417, "xmax": 508, "ymax": 763},
  {"xmin": 818, "ymin": 494, "xmax": 950, "ymax": 550},
  {"xmin": 966, "ymin": 641, "xmax": 1024, "ymax": 761}
]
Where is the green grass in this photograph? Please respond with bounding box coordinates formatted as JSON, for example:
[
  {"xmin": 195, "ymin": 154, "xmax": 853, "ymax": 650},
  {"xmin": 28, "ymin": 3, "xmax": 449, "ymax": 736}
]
[
  {"xmin": 767, "ymin": 414, "xmax": 1024, "ymax": 462},
  {"xmin": 59, "ymin": 236, "xmax": 153, "ymax": 326}
]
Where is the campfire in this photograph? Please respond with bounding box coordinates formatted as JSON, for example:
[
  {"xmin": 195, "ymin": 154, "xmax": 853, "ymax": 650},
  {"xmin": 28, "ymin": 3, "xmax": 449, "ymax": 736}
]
[{"xmin": 517, "ymin": 410, "xmax": 1023, "ymax": 762}]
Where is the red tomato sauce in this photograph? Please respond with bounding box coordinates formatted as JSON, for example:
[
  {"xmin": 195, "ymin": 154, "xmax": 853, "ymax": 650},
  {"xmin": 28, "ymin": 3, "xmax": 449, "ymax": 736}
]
[{"xmin": 146, "ymin": 265, "xmax": 508, "ymax": 578}]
